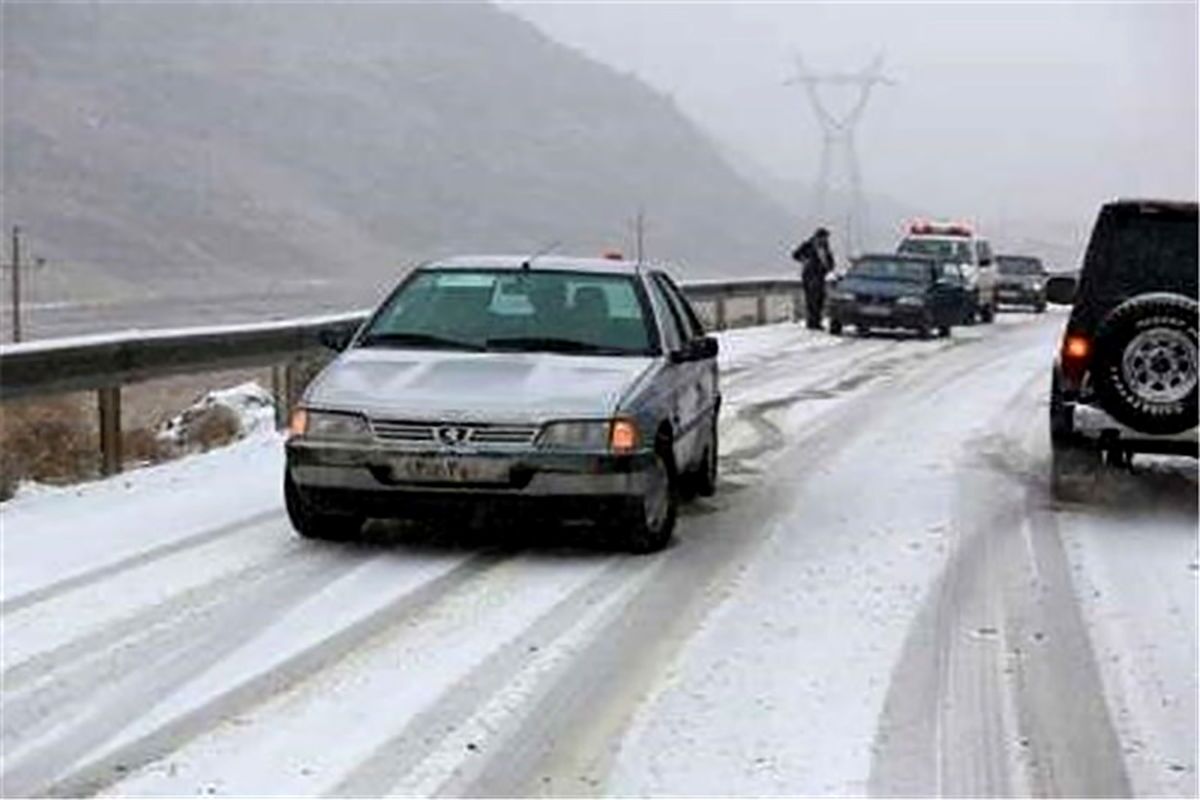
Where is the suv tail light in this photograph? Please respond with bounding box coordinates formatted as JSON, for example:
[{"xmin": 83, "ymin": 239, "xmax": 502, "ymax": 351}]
[{"xmin": 1060, "ymin": 332, "xmax": 1092, "ymax": 387}]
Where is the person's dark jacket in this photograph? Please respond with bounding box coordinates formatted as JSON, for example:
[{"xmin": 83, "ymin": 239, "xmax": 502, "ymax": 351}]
[{"xmin": 792, "ymin": 236, "xmax": 834, "ymax": 284}]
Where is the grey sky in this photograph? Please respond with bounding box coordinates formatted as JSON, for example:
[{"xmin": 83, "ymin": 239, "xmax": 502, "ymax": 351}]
[{"xmin": 503, "ymin": 1, "xmax": 1198, "ymax": 242}]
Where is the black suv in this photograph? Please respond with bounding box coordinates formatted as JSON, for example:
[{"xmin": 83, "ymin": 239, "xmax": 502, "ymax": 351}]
[
  {"xmin": 828, "ymin": 254, "xmax": 970, "ymax": 338},
  {"xmin": 1047, "ymin": 199, "xmax": 1198, "ymax": 499}
]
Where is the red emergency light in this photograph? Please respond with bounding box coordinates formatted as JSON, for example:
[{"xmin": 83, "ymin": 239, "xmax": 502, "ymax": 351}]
[{"xmin": 908, "ymin": 219, "xmax": 973, "ymax": 237}]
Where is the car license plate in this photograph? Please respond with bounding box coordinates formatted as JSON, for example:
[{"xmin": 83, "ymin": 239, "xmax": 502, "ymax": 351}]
[
  {"xmin": 860, "ymin": 304, "xmax": 891, "ymax": 316},
  {"xmin": 389, "ymin": 456, "xmax": 510, "ymax": 484}
]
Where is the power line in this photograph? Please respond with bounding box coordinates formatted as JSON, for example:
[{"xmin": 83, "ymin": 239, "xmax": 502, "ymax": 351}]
[{"xmin": 786, "ymin": 53, "xmax": 894, "ymax": 257}]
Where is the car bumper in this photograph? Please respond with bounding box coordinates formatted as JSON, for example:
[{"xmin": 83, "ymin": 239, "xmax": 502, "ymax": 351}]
[
  {"xmin": 1062, "ymin": 401, "xmax": 1198, "ymax": 456},
  {"xmin": 286, "ymin": 439, "xmax": 657, "ymax": 516},
  {"xmin": 995, "ymin": 286, "xmax": 1043, "ymax": 305},
  {"xmin": 830, "ymin": 303, "xmax": 928, "ymax": 328}
]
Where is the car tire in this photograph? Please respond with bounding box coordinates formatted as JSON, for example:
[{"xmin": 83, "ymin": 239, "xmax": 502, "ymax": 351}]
[
  {"xmin": 916, "ymin": 321, "xmax": 932, "ymax": 339},
  {"xmin": 829, "ymin": 319, "xmax": 843, "ymax": 336},
  {"xmin": 694, "ymin": 419, "xmax": 718, "ymax": 498},
  {"xmin": 938, "ymin": 325, "xmax": 951, "ymax": 338},
  {"xmin": 965, "ymin": 295, "xmax": 979, "ymax": 325},
  {"xmin": 621, "ymin": 443, "xmax": 678, "ymax": 554},
  {"xmin": 1091, "ymin": 293, "xmax": 1198, "ymax": 435},
  {"xmin": 980, "ymin": 303, "xmax": 995, "ymax": 323},
  {"xmin": 285, "ymin": 472, "xmax": 364, "ymax": 541},
  {"xmin": 1034, "ymin": 301, "xmax": 1047, "ymax": 314},
  {"xmin": 858, "ymin": 324, "xmax": 872, "ymax": 337}
]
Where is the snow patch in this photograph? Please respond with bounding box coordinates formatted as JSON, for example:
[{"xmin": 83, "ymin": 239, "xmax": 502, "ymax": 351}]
[{"xmin": 157, "ymin": 381, "xmax": 277, "ymax": 449}]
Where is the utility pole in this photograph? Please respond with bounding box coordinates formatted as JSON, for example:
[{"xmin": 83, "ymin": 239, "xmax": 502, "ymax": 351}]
[
  {"xmin": 785, "ymin": 53, "xmax": 893, "ymax": 258},
  {"xmin": 10, "ymin": 225, "xmax": 21, "ymax": 343},
  {"xmin": 634, "ymin": 208, "xmax": 646, "ymax": 264}
]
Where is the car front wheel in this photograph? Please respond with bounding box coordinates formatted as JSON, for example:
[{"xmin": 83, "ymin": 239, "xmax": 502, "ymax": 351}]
[
  {"xmin": 285, "ymin": 472, "xmax": 365, "ymax": 541},
  {"xmin": 621, "ymin": 446, "xmax": 678, "ymax": 553}
]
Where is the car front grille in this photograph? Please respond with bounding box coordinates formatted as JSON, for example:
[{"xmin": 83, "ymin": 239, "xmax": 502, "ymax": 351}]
[
  {"xmin": 369, "ymin": 418, "xmax": 540, "ymax": 448},
  {"xmin": 855, "ymin": 294, "xmax": 895, "ymax": 305}
]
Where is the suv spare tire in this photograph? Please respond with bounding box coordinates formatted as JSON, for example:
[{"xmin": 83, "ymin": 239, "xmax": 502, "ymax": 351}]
[{"xmin": 1091, "ymin": 292, "xmax": 1198, "ymax": 435}]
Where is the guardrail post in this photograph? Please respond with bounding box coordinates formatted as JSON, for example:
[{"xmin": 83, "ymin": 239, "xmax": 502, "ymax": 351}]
[
  {"xmin": 792, "ymin": 288, "xmax": 805, "ymax": 322},
  {"xmin": 282, "ymin": 360, "xmax": 302, "ymax": 427},
  {"xmin": 755, "ymin": 293, "xmax": 768, "ymax": 326},
  {"xmin": 271, "ymin": 365, "xmax": 288, "ymax": 430},
  {"xmin": 715, "ymin": 297, "xmax": 727, "ymax": 331},
  {"xmin": 98, "ymin": 385, "xmax": 122, "ymax": 476}
]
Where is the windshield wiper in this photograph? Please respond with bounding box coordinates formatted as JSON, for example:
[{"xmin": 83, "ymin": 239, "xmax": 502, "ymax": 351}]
[
  {"xmin": 485, "ymin": 336, "xmax": 635, "ymax": 355},
  {"xmin": 357, "ymin": 331, "xmax": 484, "ymax": 351}
]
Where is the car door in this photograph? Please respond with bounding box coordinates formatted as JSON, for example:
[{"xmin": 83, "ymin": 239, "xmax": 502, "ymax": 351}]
[
  {"xmin": 652, "ymin": 272, "xmax": 717, "ymax": 473},
  {"xmin": 935, "ymin": 262, "xmax": 969, "ymax": 324},
  {"xmin": 641, "ymin": 274, "xmax": 690, "ymax": 466}
]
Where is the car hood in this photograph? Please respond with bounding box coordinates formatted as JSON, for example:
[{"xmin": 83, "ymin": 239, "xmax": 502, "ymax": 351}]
[
  {"xmin": 306, "ymin": 348, "xmax": 656, "ymax": 422},
  {"xmin": 837, "ymin": 278, "xmax": 928, "ymax": 298}
]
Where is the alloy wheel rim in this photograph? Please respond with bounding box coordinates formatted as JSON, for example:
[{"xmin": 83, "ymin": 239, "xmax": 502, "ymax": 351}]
[{"xmin": 1121, "ymin": 327, "xmax": 1198, "ymax": 404}]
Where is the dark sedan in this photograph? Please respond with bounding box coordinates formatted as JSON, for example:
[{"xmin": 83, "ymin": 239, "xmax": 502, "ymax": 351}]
[
  {"xmin": 995, "ymin": 254, "xmax": 1048, "ymax": 312},
  {"xmin": 828, "ymin": 254, "xmax": 970, "ymax": 338}
]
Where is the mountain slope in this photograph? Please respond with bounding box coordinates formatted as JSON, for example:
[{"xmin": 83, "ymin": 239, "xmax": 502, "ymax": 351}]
[{"xmin": 2, "ymin": 2, "xmax": 798, "ymax": 303}]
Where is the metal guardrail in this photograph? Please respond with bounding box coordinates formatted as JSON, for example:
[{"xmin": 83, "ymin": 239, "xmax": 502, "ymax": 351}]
[{"xmin": 0, "ymin": 277, "xmax": 805, "ymax": 475}]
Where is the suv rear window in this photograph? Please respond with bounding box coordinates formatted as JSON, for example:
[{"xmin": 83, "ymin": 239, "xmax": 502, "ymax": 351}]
[{"xmin": 1074, "ymin": 203, "xmax": 1199, "ymax": 330}]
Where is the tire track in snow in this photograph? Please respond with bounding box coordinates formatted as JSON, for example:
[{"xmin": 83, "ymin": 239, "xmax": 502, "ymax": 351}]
[
  {"xmin": 32, "ymin": 554, "xmax": 501, "ymax": 796},
  {"xmin": 1, "ymin": 546, "xmax": 371, "ymax": 795},
  {"xmin": 326, "ymin": 556, "xmax": 653, "ymax": 796},
  {"xmin": 2, "ymin": 536, "xmax": 311, "ymax": 693},
  {"xmin": 869, "ymin": 356, "xmax": 1131, "ymax": 796},
  {"xmin": 1, "ymin": 542, "xmax": 333, "ymax": 747},
  {"xmin": 0, "ymin": 509, "xmax": 281, "ymax": 615}
]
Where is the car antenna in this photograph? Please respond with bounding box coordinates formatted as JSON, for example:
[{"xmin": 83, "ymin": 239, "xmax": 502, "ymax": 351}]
[{"xmin": 521, "ymin": 240, "xmax": 560, "ymax": 271}]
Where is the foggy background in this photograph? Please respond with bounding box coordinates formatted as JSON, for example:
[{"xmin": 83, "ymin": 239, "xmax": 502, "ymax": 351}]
[
  {"xmin": 2, "ymin": 1, "xmax": 1196, "ymax": 318},
  {"xmin": 507, "ymin": 1, "xmax": 1199, "ymax": 264}
]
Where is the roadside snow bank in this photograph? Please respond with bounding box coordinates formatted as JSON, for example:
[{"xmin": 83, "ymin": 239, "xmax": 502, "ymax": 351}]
[{"xmin": 157, "ymin": 381, "xmax": 276, "ymax": 452}]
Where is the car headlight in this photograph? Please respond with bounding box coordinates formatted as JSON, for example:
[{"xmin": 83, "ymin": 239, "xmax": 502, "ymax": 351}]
[
  {"xmin": 896, "ymin": 295, "xmax": 925, "ymax": 307},
  {"xmin": 539, "ymin": 419, "xmax": 640, "ymax": 453},
  {"xmin": 290, "ymin": 408, "xmax": 371, "ymax": 441},
  {"xmin": 1031, "ymin": 281, "xmax": 1044, "ymax": 291}
]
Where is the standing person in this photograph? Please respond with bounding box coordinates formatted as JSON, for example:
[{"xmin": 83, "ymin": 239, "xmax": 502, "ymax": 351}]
[{"xmin": 792, "ymin": 227, "xmax": 835, "ymax": 330}]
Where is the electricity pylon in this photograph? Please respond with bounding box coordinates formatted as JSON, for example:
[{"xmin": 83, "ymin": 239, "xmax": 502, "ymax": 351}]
[{"xmin": 786, "ymin": 53, "xmax": 893, "ymax": 257}]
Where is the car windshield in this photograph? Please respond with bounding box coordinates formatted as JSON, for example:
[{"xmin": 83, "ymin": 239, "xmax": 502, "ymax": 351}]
[
  {"xmin": 898, "ymin": 237, "xmax": 973, "ymax": 262},
  {"xmin": 359, "ymin": 269, "xmax": 657, "ymax": 355},
  {"xmin": 849, "ymin": 259, "xmax": 931, "ymax": 283},
  {"xmin": 997, "ymin": 257, "xmax": 1044, "ymax": 276}
]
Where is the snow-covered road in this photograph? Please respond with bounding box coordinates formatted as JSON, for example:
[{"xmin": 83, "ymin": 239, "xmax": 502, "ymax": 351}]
[{"xmin": 2, "ymin": 312, "xmax": 1195, "ymax": 797}]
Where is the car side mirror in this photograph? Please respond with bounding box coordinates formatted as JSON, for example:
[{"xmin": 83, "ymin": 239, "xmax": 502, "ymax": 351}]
[
  {"xmin": 319, "ymin": 327, "xmax": 353, "ymax": 352},
  {"xmin": 1045, "ymin": 275, "xmax": 1077, "ymax": 305},
  {"xmin": 696, "ymin": 335, "xmax": 719, "ymax": 360},
  {"xmin": 671, "ymin": 336, "xmax": 719, "ymax": 363}
]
